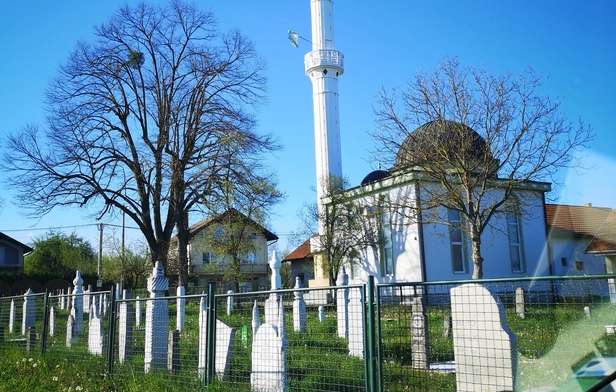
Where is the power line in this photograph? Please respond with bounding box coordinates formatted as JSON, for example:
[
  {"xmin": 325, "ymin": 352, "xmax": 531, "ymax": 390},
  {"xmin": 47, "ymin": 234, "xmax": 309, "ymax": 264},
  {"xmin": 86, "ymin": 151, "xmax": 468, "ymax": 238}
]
[{"xmin": 0, "ymin": 222, "xmax": 141, "ymax": 233}]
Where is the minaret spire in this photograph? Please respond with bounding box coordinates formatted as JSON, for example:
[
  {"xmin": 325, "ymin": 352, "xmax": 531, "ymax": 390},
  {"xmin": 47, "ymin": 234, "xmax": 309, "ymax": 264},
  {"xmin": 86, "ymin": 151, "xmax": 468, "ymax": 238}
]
[{"xmin": 305, "ymin": 0, "xmax": 344, "ymax": 235}]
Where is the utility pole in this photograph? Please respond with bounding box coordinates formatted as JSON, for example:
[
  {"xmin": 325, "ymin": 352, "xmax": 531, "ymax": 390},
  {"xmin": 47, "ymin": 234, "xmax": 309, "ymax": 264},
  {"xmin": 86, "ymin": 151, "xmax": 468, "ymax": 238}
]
[{"xmin": 97, "ymin": 223, "xmax": 103, "ymax": 288}]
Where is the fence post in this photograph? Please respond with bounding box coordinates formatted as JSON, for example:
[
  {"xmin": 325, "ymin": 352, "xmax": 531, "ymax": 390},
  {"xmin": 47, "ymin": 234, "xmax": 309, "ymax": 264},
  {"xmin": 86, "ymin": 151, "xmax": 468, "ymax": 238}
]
[
  {"xmin": 41, "ymin": 289, "xmax": 50, "ymax": 354},
  {"xmin": 365, "ymin": 276, "xmax": 379, "ymax": 392},
  {"xmin": 107, "ymin": 285, "xmax": 117, "ymax": 376},
  {"xmin": 205, "ymin": 283, "xmax": 217, "ymax": 385},
  {"xmin": 375, "ymin": 282, "xmax": 383, "ymax": 390}
]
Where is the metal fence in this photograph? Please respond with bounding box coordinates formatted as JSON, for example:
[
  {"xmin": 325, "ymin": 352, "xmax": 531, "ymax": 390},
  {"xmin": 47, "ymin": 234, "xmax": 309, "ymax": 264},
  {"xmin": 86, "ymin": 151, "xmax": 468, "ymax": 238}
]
[{"xmin": 1, "ymin": 275, "xmax": 615, "ymax": 391}]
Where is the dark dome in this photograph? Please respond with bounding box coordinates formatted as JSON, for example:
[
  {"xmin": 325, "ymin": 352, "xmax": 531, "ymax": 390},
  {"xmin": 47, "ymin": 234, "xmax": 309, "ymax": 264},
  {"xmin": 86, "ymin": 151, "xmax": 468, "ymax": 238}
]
[
  {"xmin": 394, "ymin": 120, "xmax": 490, "ymax": 168},
  {"xmin": 361, "ymin": 169, "xmax": 390, "ymax": 186}
]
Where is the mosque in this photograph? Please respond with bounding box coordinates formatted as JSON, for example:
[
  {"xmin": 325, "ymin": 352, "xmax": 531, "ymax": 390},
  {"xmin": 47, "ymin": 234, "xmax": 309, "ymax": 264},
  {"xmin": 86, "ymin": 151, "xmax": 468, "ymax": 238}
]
[{"xmin": 284, "ymin": 0, "xmax": 553, "ymax": 286}]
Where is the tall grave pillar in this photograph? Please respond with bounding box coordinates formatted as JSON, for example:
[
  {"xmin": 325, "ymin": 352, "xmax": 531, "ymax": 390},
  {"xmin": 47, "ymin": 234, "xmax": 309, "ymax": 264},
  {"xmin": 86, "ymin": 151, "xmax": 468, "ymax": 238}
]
[
  {"xmin": 71, "ymin": 271, "xmax": 84, "ymax": 334},
  {"xmin": 144, "ymin": 261, "xmax": 169, "ymax": 373}
]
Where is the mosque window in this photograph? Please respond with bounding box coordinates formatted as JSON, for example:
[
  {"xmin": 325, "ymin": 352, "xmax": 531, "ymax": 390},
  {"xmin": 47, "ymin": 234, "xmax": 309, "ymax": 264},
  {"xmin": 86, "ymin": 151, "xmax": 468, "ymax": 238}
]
[{"xmin": 448, "ymin": 209, "xmax": 468, "ymax": 274}]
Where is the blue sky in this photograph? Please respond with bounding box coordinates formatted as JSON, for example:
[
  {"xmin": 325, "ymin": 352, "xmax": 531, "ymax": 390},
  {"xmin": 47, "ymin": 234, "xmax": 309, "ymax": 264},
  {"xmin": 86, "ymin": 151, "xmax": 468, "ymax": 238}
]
[{"xmin": 1, "ymin": 1, "xmax": 615, "ymax": 252}]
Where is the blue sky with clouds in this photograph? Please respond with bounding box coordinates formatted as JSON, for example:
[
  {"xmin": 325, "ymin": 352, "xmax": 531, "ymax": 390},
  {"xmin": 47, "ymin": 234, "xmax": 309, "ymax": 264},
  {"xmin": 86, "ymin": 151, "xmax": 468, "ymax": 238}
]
[{"xmin": 1, "ymin": 1, "xmax": 615, "ymax": 251}]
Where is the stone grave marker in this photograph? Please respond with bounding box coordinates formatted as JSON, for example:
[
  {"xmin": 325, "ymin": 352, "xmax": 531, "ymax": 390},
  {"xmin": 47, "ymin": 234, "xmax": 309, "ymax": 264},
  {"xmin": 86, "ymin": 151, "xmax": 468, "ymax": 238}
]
[
  {"xmin": 252, "ymin": 300, "xmax": 261, "ymax": 334},
  {"xmin": 348, "ymin": 287, "xmax": 364, "ymax": 358},
  {"xmin": 227, "ymin": 290, "xmax": 234, "ymax": 316},
  {"xmin": 176, "ymin": 286, "xmax": 186, "ymax": 331},
  {"xmin": 251, "ymin": 299, "xmax": 288, "ymax": 392},
  {"xmin": 515, "ymin": 287, "xmax": 525, "ymax": 318},
  {"xmin": 118, "ymin": 290, "xmax": 134, "ymax": 363},
  {"xmin": 9, "ymin": 299, "xmax": 15, "ymax": 333},
  {"xmin": 585, "ymin": 306, "xmax": 591, "ymax": 319},
  {"xmin": 215, "ymin": 319, "xmax": 236, "ymax": 378},
  {"xmin": 168, "ymin": 329, "xmax": 180, "ymax": 374},
  {"xmin": 443, "ymin": 315, "xmax": 452, "ymax": 338},
  {"xmin": 450, "ymin": 283, "xmax": 518, "ymax": 392},
  {"xmin": 336, "ymin": 269, "xmax": 349, "ymax": 339},
  {"xmin": 293, "ymin": 277, "xmax": 306, "ymax": 333},
  {"xmin": 72, "ymin": 271, "xmax": 84, "ymax": 334},
  {"xmin": 66, "ymin": 314, "xmax": 76, "ymax": 348},
  {"xmin": 22, "ymin": 288, "xmax": 35, "ymax": 335},
  {"xmin": 144, "ymin": 261, "xmax": 169, "ymax": 373},
  {"xmin": 135, "ymin": 296, "xmax": 142, "ymax": 327},
  {"xmin": 88, "ymin": 302, "xmax": 104, "ymax": 355},
  {"xmin": 411, "ymin": 296, "xmax": 429, "ymax": 369},
  {"xmin": 242, "ymin": 325, "xmax": 248, "ymax": 348},
  {"xmin": 49, "ymin": 306, "xmax": 55, "ymax": 337},
  {"xmin": 318, "ymin": 305, "xmax": 325, "ymax": 322}
]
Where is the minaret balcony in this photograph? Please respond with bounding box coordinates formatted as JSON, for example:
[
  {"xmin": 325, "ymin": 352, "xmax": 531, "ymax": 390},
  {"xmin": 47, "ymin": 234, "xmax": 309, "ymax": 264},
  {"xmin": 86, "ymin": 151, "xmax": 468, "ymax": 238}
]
[{"xmin": 304, "ymin": 50, "xmax": 344, "ymax": 75}]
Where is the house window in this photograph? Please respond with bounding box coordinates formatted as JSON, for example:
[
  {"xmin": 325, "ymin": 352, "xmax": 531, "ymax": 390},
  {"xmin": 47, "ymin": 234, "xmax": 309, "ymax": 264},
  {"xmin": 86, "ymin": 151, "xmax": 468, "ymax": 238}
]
[
  {"xmin": 507, "ymin": 213, "xmax": 525, "ymax": 273},
  {"xmin": 448, "ymin": 209, "xmax": 467, "ymax": 273},
  {"xmin": 576, "ymin": 261, "xmax": 584, "ymax": 271},
  {"xmin": 379, "ymin": 203, "xmax": 394, "ymax": 277},
  {"xmin": 202, "ymin": 252, "xmax": 211, "ymax": 264},
  {"xmin": 561, "ymin": 257, "xmax": 568, "ymax": 267}
]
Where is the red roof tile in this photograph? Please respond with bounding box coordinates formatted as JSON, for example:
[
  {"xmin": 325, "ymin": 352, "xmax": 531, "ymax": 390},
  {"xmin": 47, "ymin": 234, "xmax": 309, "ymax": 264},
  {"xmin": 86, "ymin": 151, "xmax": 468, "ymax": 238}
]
[
  {"xmin": 586, "ymin": 211, "xmax": 616, "ymax": 253},
  {"xmin": 545, "ymin": 204, "xmax": 612, "ymax": 237},
  {"xmin": 282, "ymin": 236, "xmax": 315, "ymax": 262}
]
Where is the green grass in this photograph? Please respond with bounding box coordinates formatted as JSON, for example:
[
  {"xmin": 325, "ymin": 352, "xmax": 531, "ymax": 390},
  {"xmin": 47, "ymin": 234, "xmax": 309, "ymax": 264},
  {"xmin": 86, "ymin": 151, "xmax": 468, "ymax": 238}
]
[{"xmin": 1, "ymin": 294, "xmax": 611, "ymax": 391}]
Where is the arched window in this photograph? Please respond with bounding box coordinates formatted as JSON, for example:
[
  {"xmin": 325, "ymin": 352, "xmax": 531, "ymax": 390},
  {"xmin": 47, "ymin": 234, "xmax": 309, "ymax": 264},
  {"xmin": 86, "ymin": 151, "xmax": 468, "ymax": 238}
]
[
  {"xmin": 448, "ymin": 209, "xmax": 468, "ymax": 274},
  {"xmin": 506, "ymin": 204, "xmax": 525, "ymax": 273},
  {"xmin": 379, "ymin": 202, "xmax": 394, "ymax": 277}
]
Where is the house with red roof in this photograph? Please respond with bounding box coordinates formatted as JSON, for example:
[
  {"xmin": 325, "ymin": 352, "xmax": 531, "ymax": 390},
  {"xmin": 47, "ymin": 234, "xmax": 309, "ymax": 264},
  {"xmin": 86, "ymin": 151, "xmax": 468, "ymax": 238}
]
[
  {"xmin": 546, "ymin": 203, "xmax": 613, "ymax": 276},
  {"xmin": 282, "ymin": 236, "xmax": 316, "ymax": 287}
]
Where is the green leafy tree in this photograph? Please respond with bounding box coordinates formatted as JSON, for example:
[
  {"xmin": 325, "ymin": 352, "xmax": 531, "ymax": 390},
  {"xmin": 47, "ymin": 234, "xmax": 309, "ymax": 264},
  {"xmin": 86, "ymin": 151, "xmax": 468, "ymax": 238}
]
[
  {"xmin": 25, "ymin": 231, "xmax": 97, "ymax": 280},
  {"xmin": 101, "ymin": 238, "xmax": 150, "ymax": 290}
]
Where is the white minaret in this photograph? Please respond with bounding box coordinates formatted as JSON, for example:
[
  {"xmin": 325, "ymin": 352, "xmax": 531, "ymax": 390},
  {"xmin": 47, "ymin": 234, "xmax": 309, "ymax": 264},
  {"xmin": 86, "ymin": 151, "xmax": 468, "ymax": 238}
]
[{"xmin": 305, "ymin": 0, "xmax": 344, "ymax": 235}]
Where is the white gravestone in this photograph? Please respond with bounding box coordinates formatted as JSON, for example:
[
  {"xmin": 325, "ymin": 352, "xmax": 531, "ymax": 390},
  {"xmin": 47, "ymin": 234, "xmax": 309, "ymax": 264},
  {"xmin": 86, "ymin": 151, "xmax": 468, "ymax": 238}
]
[
  {"xmin": 176, "ymin": 286, "xmax": 185, "ymax": 331},
  {"xmin": 118, "ymin": 290, "xmax": 134, "ymax": 363},
  {"xmin": 72, "ymin": 271, "xmax": 84, "ymax": 334},
  {"xmin": 318, "ymin": 305, "xmax": 325, "ymax": 322},
  {"xmin": 251, "ymin": 300, "xmax": 288, "ymax": 392},
  {"xmin": 411, "ymin": 296, "xmax": 429, "ymax": 369},
  {"xmin": 252, "ymin": 300, "xmax": 261, "ymax": 335},
  {"xmin": 348, "ymin": 287, "xmax": 364, "ymax": 358},
  {"xmin": 450, "ymin": 284, "xmax": 518, "ymax": 392},
  {"xmin": 66, "ymin": 314, "xmax": 76, "ymax": 348},
  {"xmin": 83, "ymin": 286, "xmax": 90, "ymax": 314},
  {"xmin": 227, "ymin": 290, "xmax": 234, "ymax": 316},
  {"xmin": 515, "ymin": 287, "xmax": 525, "ymax": 319},
  {"xmin": 102, "ymin": 293, "xmax": 108, "ymax": 316},
  {"xmin": 293, "ymin": 277, "xmax": 307, "ymax": 333},
  {"xmin": 88, "ymin": 302, "xmax": 104, "ymax": 356},
  {"xmin": 265, "ymin": 251, "xmax": 282, "ymax": 325},
  {"xmin": 9, "ymin": 299, "xmax": 15, "ymax": 333},
  {"xmin": 144, "ymin": 261, "xmax": 169, "ymax": 373},
  {"xmin": 135, "ymin": 296, "xmax": 142, "ymax": 327},
  {"xmin": 49, "ymin": 306, "xmax": 55, "ymax": 337},
  {"xmin": 60, "ymin": 289, "xmax": 65, "ymax": 311},
  {"xmin": 198, "ymin": 296, "xmax": 237, "ymax": 379},
  {"xmin": 22, "ymin": 288, "xmax": 35, "ymax": 335},
  {"xmin": 336, "ymin": 269, "xmax": 349, "ymax": 339}
]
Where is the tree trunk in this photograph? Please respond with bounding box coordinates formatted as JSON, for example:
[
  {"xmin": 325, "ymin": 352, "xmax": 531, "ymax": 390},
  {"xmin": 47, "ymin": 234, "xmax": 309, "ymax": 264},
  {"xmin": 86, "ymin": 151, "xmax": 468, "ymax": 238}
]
[{"xmin": 470, "ymin": 225, "xmax": 483, "ymax": 279}]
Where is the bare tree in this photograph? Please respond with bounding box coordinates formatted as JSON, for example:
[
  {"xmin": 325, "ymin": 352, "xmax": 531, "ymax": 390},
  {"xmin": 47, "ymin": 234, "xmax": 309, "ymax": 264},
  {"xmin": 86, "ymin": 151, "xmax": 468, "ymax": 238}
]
[
  {"xmin": 3, "ymin": 1, "xmax": 277, "ymax": 285},
  {"xmin": 293, "ymin": 176, "xmax": 377, "ymax": 287},
  {"xmin": 370, "ymin": 57, "xmax": 593, "ymax": 279}
]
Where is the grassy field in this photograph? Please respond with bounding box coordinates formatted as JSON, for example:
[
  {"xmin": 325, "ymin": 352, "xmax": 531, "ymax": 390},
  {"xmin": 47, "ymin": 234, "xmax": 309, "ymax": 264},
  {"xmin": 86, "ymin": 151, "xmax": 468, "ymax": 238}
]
[{"xmin": 0, "ymin": 291, "xmax": 613, "ymax": 391}]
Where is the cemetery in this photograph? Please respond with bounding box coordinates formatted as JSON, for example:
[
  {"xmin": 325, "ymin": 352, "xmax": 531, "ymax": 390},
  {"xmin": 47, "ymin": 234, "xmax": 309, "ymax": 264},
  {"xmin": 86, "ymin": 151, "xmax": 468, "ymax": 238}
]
[{"xmin": 1, "ymin": 259, "xmax": 616, "ymax": 391}]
